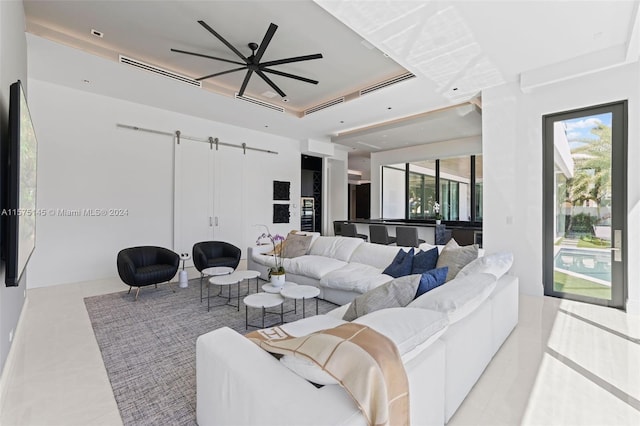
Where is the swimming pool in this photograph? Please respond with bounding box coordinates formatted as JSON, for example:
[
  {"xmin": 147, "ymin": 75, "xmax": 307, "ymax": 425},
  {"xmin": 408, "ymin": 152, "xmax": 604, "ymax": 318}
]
[{"xmin": 554, "ymin": 248, "xmax": 611, "ymax": 284}]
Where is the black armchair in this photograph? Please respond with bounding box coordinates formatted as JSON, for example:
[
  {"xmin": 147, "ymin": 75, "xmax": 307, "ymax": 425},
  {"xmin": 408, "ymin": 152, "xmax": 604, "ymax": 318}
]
[
  {"xmin": 117, "ymin": 246, "xmax": 180, "ymax": 300},
  {"xmin": 192, "ymin": 241, "xmax": 241, "ymax": 300}
]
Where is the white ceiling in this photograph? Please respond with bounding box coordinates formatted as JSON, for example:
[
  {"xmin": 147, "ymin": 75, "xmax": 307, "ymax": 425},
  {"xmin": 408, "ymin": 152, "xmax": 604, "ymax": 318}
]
[
  {"xmin": 24, "ymin": 0, "xmax": 409, "ymax": 113},
  {"xmin": 23, "ymin": 0, "xmax": 640, "ymax": 154}
]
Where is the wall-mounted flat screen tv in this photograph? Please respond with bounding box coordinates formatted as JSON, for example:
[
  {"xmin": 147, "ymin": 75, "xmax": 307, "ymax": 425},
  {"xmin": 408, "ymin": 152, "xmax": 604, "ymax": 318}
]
[{"xmin": 3, "ymin": 80, "xmax": 38, "ymax": 286}]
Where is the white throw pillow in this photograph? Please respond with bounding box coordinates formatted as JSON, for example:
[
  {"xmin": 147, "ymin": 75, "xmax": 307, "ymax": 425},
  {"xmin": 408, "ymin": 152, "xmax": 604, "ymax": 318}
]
[
  {"xmin": 456, "ymin": 252, "xmax": 513, "ymax": 280},
  {"xmin": 279, "ymin": 354, "xmax": 338, "ymax": 385},
  {"xmin": 353, "ymin": 307, "xmax": 448, "ymax": 356},
  {"xmin": 278, "ymin": 315, "xmax": 346, "ymax": 385}
]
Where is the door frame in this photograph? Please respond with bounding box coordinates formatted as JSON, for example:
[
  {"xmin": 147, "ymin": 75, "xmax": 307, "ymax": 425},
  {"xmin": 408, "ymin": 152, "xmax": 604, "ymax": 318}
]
[{"xmin": 542, "ymin": 100, "xmax": 627, "ymax": 309}]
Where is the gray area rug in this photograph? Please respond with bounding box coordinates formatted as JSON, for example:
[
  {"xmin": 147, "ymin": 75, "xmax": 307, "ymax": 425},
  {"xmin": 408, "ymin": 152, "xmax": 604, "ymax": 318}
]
[{"xmin": 84, "ymin": 278, "xmax": 338, "ymax": 425}]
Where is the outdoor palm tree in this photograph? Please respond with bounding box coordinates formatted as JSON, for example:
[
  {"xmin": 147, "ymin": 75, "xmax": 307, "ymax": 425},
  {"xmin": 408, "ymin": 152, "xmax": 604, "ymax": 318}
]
[{"xmin": 565, "ymin": 123, "xmax": 612, "ymax": 231}]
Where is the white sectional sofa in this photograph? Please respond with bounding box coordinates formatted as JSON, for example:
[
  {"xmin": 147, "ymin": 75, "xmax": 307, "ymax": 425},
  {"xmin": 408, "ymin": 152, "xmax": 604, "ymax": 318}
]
[
  {"xmin": 249, "ymin": 234, "xmax": 429, "ymax": 305},
  {"xmin": 196, "ymin": 268, "xmax": 519, "ymax": 425}
]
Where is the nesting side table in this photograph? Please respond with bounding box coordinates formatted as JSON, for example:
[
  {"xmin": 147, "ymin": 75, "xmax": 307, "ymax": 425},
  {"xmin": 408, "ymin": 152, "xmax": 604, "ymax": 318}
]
[{"xmin": 243, "ymin": 293, "xmax": 284, "ymax": 329}]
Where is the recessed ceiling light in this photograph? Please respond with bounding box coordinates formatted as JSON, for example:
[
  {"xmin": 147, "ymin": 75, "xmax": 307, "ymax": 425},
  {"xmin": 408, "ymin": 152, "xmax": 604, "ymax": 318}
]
[
  {"xmin": 340, "ymin": 120, "xmax": 344, "ymax": 123},
  {"xmin": 452, "ymin": 87, "xmax": 458, "ymax": 91},
  {"xmin": 90, "ymin": 29, "xmax": 104, "ymax": 38},
  {"xmin": 387, "ymin": 107, "xmax": 392, "ymax": 110},
  {"xmin": 264, "ymin": 125, "xmax": 269, "ymax": 128},
  {"xmin": 282, "ymin": 98, "xmax": 289, "ymax": 103},
  {"xmin": 82, "ymin": 79, "xmax": 90, "ymax": 83},
  {"xmin": 382, "ymin": 53, "xmax": 390, "ymax": 58}
]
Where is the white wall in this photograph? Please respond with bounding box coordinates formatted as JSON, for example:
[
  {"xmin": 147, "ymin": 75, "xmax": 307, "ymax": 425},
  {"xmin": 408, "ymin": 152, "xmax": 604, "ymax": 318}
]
[
  {"xmin": 0, "ymin": 0, "xmax": 28, "ymax": 377},
  {"xmin": 27, "ymin": 79, "xmax": 302, "ymax": 288},
  {"xmin": 370, "ymin": 136, "xmax": 482, "ymax": 218},
  {"xmin": 483, "ymin": 62, "xmax": 640, "ymax": 312},
  {"xmin": 325, "ymin": 151, "xmax": 348, "ymax": 235}
]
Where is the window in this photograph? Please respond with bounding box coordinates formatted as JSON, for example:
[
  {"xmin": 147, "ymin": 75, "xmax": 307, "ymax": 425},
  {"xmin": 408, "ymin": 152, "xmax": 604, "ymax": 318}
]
[
  {"xmin": 475, "ymin": 155, "xmax": 483, "ymax": 222},
  {"xmin": 408, "ymin": 160, "xmax": 436, "ymax": 219},
  {"xmin": 381, "ymin": 155, "xmax": 482, "ymax": 222},
  {"xmin": 440, "ymin": 156, "xmax": 471, "ymax": 221}
]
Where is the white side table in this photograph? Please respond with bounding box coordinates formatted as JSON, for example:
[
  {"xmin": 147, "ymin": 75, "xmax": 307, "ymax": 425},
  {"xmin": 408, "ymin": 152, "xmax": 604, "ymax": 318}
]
[
  {"xmin": 200, "ymin": 266, "xmax": 234, "ymax": 302},
  {"xmin": 243, "ymin": 293, "xmax": 284, "ymax": 329},
  {"xmin": 262, "ymin": 282, "xmax": 298, "ymax": 294},
  {"xmin": 208, "ymin": 273, "xmax": 242, "ymax": 312},
  {"xmin": 233, "ymin": 270, "xmax": 261, "ymax": 293},
  {"xmin": 281, "ymin": 285, "xmax": 321, "ymax": 318},
  {"xmin": 179, "ymin": 253, "xmax": 191, "ymax": 288}
]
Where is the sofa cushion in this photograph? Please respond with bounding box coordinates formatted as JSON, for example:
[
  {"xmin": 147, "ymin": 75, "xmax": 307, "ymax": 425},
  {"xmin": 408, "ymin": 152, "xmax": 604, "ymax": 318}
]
[
  {"xmin": 282, "ymin": 255, "xmax": 347, "ymax": 279},
  {"xmin": 308, "ymin": 236, "xmax": 364, "ymax": 262},
  {"xmin": 342, "ymin": 274, "xmax": 421, "ymax": 321},
  {"xmin": 320, "ymin": 262, "xmax": 393, "ymax": 293},
  {"xmin": 415, "ymin": 267, "xmax": 449, "ymax": 298},
  {"xmin": 435, "ymin": 239, "xmax": 479, "ymax": 281},
  {"xmin": 457, "ymin": 252, "xmax": 513, "ymax": 280},
  {"xmin": 407, "ymin": 272, "xmax": 497, "ymax": 323},
  {"xmin": 411, "ymin": 247, "xmax": 439, "ymax": 274},
  {"xmin": 349, "ymin": 243, "xmax": 407, "ymax": 269},
  {"xmin": 353, "ymin": 307, "xmax": 448, "ymax": 356},
  {"xmin": 282, "ymin": 232, "xmax": 313, "ymax": 258},
  {"xmin": 382, "ymin": 248, "xmax": 414, "ymax": 278}
]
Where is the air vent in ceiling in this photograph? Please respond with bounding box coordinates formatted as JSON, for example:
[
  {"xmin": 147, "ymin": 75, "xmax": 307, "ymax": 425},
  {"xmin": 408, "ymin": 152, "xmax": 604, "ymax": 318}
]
[
  {"xmin": 119, "ymin": 55, "xmax": 202, "ymax": 87},
  {"xmin": 359, "ymin": 72, "xmax": 415, "ymax": 96},
  {"xmin": 234, "ymin": 94, "xmax": 285, "ymax": 113},
  {"xmin": 304, "ymin": 97, "xmax": 345, "ymax": 116}
]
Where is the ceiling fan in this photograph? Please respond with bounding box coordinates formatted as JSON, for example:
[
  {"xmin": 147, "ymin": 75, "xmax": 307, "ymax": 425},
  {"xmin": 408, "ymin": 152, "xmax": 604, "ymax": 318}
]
[{"xmin": 172, "ymin": 21, "xmax": 323, "ymax": 98}]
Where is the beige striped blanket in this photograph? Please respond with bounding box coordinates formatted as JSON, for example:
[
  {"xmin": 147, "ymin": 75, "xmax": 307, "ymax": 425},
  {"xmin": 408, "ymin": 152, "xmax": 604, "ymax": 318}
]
[{"xmin": 246, "ymin": 322, "xmax": 409, "ymax": 426}]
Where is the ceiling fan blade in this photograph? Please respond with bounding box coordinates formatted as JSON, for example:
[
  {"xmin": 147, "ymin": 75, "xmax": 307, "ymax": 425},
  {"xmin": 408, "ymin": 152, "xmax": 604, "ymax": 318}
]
[
  {"xmin": 261, "ymin": 68, "xmax": 318, "ymax": 85},
  {"xmin": 170, "ymin": 48, "xmax": 245, "ymax": 66},
  {"xmin": 196, "ymin": 67, "xmax": 247, "ymax": 81},
  {"xmin": 256, "ymin": 70, "xmax": 286, "ymax": 97},
  {"xmin": 260, "ymin": 53, "xmax": 323, "ymax": 67},
  {"xmin": 254, "ymin": 23, "xmax": 278, "ymax": 63},
  {"xmin": 238, "ymin": 70, "xmax": 254, "ymax": 97},
  {"xmin": 198, "ymin": 20, "xmax": 248, "ymax": 62}
]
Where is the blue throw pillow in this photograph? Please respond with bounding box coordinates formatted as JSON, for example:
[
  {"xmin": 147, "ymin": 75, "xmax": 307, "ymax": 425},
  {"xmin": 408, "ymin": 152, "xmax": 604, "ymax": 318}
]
[
  {"xmin": 411, "ymin": 247, "xmax": 439, "ymax": 274},
  {"xmin": 382, "ymin": 248, "xmax": 415, "ymax": 278},
  {"xmin": 415, "ymin": 267, "xmax": 449, "ymax": 298}
]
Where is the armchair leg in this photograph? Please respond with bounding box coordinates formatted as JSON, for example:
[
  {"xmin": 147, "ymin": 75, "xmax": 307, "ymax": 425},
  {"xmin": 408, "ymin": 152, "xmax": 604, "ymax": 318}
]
[
  {"xmin": 155, "ymin": 283, "xmax": 158, "ymax": 289},
  {"xmin": 135, "ymin": 287, "xmax": 140, "ymax": 301},
  {"xmin": 128, "ymin": 286, "xmax": 132, "ymax": 294},
  {"xmin": 167, "ymin": 281, "xmax": 176, "ymax": 293}
]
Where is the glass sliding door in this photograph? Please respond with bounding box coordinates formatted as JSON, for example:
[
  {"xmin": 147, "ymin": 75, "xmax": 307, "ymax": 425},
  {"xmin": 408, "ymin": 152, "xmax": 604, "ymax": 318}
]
[
  {"xmin": 408, "ymin": 160, "xmax": 436, "ymax": 219},
  {"xmin": 543, "ymin": 102, "xmax": 627, "ymax": 309}
]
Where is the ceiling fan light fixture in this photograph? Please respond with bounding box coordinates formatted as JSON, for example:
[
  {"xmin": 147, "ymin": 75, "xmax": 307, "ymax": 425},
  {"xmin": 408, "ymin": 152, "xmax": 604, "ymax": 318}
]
[{"xmin": 172, "ymin": 21, "xmax": 323, "ymax": 98}]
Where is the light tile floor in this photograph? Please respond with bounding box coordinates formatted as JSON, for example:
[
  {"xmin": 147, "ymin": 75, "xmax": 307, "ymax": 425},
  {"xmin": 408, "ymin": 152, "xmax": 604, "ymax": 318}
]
[{"xmin": 1, "ymin": 272, "xmax": 639, "ymax": 425}]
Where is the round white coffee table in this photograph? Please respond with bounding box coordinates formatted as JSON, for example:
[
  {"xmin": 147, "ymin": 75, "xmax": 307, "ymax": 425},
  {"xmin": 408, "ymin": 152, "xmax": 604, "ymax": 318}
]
[
  {"xmin": 243, "ymin": 293, "xmax": 284, "ymax": 329},
  {"xmin": 262, "ymin": 281, "xmax": 298, "ymax": 294},
  {"xmin": 281, "ymin": 285, "xmax": 320, "ymax": 318},
  {"xmin": 200, "ymin": 266, "xmax": 234, "ymax": 302},
  {"xmin": 233, "ymin": 270, "xmax": 261, "ymax": 293},
  {"xmin": 208, "ymin": 273, "xmax": 242, "ymax": 312}
]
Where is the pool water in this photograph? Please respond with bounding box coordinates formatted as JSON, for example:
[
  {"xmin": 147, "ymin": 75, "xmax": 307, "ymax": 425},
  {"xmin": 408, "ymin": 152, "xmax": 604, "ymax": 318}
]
[{"xmin": 554, "ymin": 248, "xmax": 611, "ymax": 283}]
